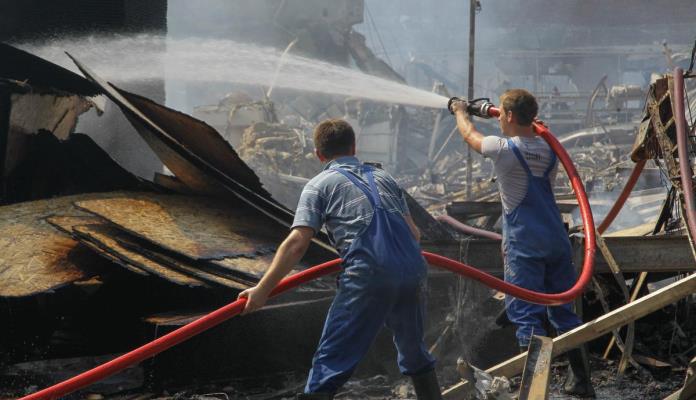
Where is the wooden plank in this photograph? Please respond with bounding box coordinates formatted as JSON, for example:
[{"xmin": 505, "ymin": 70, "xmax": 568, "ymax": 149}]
[
  {"xmin": 75, "ymin": 193, "xmax": 282, "ymax": 278},
  {"xmin": 59, "ymin": 200, "xmax": 261, "ymax": 286},
  {"xmin": 518, "ymin": 336, "xmax": 553, "ymax": 400},
  {"xmin": 0, "ymin": 193, "xmax": 115, "ymax": 297},
  {"xmin": 442, "ymin": 272, "xmax": 696, "ymax": 399}
]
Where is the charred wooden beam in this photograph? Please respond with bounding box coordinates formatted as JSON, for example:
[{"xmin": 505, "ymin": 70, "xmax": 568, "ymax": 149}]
[{"xmin": 518, "ymin": 336, "xmax": 553, "ymax": 400}]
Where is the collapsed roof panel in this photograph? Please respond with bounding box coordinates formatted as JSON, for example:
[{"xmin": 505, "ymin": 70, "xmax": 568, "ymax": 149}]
[
  {"xmin": 48, "ymin": 215, "xmax": 192, "ymax": 283},
  {"xmin": 0, "ymin": 193, "xmax": 114, "ymax": 297},
  {"xmin": 74, "ymin": 193, "xmax": 284, "ymax": 279},
  {"xmin": 100, "ymin": 224, "xmax": 250, "ymax": 289}
]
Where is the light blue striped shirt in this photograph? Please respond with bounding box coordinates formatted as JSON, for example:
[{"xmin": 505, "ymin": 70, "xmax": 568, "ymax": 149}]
[{"xmin": 291, "ymin": 156, "xmax": 410, "ymax": 254}]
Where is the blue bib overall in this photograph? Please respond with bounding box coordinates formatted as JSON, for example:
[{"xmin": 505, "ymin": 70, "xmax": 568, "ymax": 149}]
[
  {"xmin": 503, "ymin": 139, "xmax": 582, "ymax": 347},
  {"xmin": 305, "ymin": 165, "xmax": 435, "ymax": 394}
]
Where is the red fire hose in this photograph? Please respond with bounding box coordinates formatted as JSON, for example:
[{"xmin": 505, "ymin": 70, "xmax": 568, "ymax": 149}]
[
  {"xmin": 21, "ymin": 104, "xmax": 596, "ymax": 400},
  {"xmin": 597, "ymin": 159, "xmax": 646, "ymax": 234}
]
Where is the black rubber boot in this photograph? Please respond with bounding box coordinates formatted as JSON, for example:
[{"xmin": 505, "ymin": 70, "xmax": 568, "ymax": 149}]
[
  {"xmin": 411, "ymin": 369, "xmax": 444, "ymax": 400},
  {"xmin": 563, "ymin": 346, "xmax": 596, "ymax": 398},
  {"xmin": 296, "ymin": 393, "xmax": 334, "ymax": 400}
]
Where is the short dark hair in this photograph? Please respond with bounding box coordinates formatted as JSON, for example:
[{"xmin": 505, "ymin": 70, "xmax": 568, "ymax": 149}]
[
  {"xmin": 500, "ymin": 89, "xmax": 538, "ymax": 126},
  {"xmin": 313, "ymin": 119, "xmax": 356, "ymax": 158}
]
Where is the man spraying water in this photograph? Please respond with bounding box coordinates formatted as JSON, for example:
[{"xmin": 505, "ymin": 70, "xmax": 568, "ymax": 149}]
[
  {"xmin": 449, "ymin": 90, "xmax": 595, "ymax": 397},
  {"xmin": 238, "ymin": 119, "xmax": 443, "ymax": 400}
]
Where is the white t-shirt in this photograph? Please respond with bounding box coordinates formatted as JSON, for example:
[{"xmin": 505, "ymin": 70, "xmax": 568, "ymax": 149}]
[{"xmin": 481, "ymin": 135, "xmax": 558, "ymax": 214}]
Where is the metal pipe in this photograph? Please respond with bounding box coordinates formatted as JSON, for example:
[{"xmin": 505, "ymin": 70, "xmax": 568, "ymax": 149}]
[
  {"xmin": 436, "ymin": 215, "xmax": 502, "ymax": 240},
  {"xmin": 673, "ymin": 68, "xmax": 696, "ymax": 248}
]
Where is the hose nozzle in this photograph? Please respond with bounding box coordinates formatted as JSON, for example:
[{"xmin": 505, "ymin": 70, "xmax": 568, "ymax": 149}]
[{"xmin": 448, "ymin": 97, "xmax": 494, "ymax": 119}]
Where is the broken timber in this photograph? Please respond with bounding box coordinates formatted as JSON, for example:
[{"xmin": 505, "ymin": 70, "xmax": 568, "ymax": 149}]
[
  {"xmin": 594, "ymin": 231, "xmax": 634, "ymax": 375},
  {"xmin": 443, "ymin": 272, "xmax": 696, "ymax": 399},
  {"xmin": 74, "ymin": 194, "xmax": 280, "ymax": 279},
  {"xmin": 518, "ymin": 336, "xmax": 553, "ymax": 400}
]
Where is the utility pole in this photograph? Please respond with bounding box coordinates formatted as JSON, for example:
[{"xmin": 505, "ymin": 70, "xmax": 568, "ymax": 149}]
[{"xmin": 466, "ymin": 0, "xmax": 478, "ymax": 199}]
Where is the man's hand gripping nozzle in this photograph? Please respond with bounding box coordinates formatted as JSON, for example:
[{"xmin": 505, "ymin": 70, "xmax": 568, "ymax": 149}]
[{"xmin": 447, "ymin": 97, "xmax": 494, "ymax": 119}]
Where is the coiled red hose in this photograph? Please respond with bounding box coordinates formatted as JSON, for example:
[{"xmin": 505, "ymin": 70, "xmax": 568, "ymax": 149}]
[{"xmin": 21, "ymin": 104, "xmax": 596, "ymax": 400}]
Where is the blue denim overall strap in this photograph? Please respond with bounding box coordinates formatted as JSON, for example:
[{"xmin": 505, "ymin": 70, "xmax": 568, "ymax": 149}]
[
  {"xmin": 503, "ymin": 139, "xmax": 581, "ymax": 346},
  {"xmin": 305, "ymin": 165, "xmax": 434, "ymax": 394}
]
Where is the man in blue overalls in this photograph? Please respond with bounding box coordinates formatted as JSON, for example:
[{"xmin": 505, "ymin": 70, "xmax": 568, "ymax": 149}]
[
  {"xmin": 238, "ymin": 119, "xmax": 442, "ymax": 400},
  {"xmin": 450, "ymin": 89, "xmax": 595, "ymax": 397}
]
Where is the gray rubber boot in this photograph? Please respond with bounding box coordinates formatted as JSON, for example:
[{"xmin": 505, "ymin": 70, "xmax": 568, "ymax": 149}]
[
  {"xmin": 562, "ymin": 346, "xmax": 596, "ymax": 398},
  {"xmin": 411, "ymin": 369, "xmax": 444, "ymax": 400}
]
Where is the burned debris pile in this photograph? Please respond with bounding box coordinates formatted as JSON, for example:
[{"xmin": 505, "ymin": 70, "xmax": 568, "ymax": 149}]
[{"xmin": 1, "ymin": 29, "xmax": 696, "ymax": 400}]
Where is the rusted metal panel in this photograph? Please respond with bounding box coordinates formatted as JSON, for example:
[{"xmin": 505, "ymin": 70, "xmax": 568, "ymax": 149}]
[
  {"xmin": 0, "ymin": 194, "xmax": 108, "ymax": 297},
  {"xmin": 74, "ymin": 193, "xmax": 283, "ymax": 279}
]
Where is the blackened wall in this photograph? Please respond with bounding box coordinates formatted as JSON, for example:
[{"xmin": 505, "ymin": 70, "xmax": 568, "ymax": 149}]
[
  {"xmin": 0, "ymin": 0, "xmax": 167, "ymax": 42},
  {"xmin": 0, "ymin": 0, "xmax": 168, "ymax": 180}
]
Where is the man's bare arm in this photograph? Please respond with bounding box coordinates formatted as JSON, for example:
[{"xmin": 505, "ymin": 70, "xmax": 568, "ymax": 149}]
[
  {"xmin": 451, "ymin": 101, "xmax": 484, "ymax": 153},
  {"xmin": 237, "ymin": 226, "xmax": 314, "ymax": 314}
]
